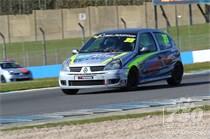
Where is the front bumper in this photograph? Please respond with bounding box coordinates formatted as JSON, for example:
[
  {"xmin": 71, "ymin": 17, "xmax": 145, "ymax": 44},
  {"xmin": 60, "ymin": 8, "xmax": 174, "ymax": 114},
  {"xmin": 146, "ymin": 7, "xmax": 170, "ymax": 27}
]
[
  {"xmin": 6, "ymin": 74, "xmax": 33, "ymax": 82},
  {"xmin": 59, "ymin": 69, "xmax": 128, "ymax": 89}
]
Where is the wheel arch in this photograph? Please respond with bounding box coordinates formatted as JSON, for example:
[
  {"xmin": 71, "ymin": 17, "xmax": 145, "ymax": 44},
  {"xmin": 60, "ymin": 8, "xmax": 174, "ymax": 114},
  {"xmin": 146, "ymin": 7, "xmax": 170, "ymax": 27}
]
[
  {"xmin": 128, "ymin": 65, "xmax": 139, "ymax": 77},
  {"xmin": 175, "ymin": 61, "xmax": 184, "ymax": 72}
]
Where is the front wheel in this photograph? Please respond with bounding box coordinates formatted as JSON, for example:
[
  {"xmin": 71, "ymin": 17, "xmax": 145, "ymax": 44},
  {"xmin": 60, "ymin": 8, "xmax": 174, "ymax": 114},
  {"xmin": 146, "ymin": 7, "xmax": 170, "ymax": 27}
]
[
  {"xmin": 62, "ymin": 89, "xmax": 79, "ymax": 95},
  {"xmin": 0, "ymin": 75, "xmax": 6, "ymax": 83},
  {"xmin": 167, "ymin": 63, "xmax": 183, "ymax": 86},
  {"xmin": 124, "ymin": 67, "xmax": 139, "ymax": 91}
]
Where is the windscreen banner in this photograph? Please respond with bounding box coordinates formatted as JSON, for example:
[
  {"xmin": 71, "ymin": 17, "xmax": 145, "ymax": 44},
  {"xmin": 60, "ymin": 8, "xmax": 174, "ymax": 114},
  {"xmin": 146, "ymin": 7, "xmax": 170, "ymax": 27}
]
[{"xmin": 153, "ymin": 0, "xmax": 210, "ymax": 5}]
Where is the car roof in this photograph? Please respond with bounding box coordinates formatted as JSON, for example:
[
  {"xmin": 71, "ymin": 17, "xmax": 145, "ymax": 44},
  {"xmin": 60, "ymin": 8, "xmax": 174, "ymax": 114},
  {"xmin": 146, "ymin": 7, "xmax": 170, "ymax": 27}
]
[{"xmin": 98, "ymin": 28, "xmax": 161, "ymax": 34}]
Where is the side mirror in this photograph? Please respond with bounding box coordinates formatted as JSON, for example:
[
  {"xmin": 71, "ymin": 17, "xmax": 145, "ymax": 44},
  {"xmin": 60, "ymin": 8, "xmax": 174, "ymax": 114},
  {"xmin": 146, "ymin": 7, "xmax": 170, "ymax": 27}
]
[
  {"xmin": 72, "ymin": 49, "xmax": 79, "ymax": 55},
  {"xmin": 139, "ymin": 47, "xmax": 151, "ymax": 54}
]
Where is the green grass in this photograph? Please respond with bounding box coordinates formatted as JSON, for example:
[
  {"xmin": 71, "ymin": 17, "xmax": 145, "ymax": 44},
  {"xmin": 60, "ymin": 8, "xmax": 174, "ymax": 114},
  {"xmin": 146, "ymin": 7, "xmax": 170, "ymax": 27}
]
[
  {"xmin": 184, "ymin": 62, "xmax": 210, "ymax": 72},
  {"xmin": 2, "ymin": 105, "xmax": 210, "ymax": 131},
  {"xmin": 0, "ymin": 38, "xmax": 84, "ymax": 66},
  {"xmin": 0, "ymin": 62, "xmax": 209, "ymax": 93},
  {"xmin": 0, "ymin": 78, "xmax": 58, "ymax": 92},
  {"xmin": 0, "ymin": 24, "xmax": 209, "ymax": 66},
  {"xmin": 166, "ymin": 23, "xmax": 210, "ymax": 51}
]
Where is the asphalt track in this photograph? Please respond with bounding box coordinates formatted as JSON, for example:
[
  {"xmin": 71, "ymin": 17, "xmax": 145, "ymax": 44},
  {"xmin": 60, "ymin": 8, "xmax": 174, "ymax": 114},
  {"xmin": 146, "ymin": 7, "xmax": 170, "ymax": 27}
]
[{"xmin": 0, "ymin": 73, "xmax": 210, "ymax": 117}]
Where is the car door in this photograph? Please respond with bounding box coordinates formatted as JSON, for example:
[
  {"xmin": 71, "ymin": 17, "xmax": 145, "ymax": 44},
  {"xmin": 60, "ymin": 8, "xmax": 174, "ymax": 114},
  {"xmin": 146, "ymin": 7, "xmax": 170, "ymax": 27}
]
[
  {"xmin": 153, "ymin": 32, "xmax": 176, "ymax": 76},
  {"xmin": 138, "ymin": 32, "xmax": 163, "ymax": 80}
]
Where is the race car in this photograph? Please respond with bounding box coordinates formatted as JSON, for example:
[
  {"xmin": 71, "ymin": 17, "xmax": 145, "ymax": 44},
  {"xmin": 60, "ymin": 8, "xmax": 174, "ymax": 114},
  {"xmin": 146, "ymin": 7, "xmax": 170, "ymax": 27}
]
[
  {"xmin": 59, "ymin": 28, "xmax": 183, "ymax": 95},
  {"xmin": 0, "ymin": 61, "xmax": 33, "ymax": 83}
]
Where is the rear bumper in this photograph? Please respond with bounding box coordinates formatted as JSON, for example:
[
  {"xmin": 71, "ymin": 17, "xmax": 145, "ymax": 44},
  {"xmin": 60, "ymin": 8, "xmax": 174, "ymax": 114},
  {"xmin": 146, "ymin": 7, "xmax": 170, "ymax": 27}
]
[{"xmin": 59, "ymin": 69, "xmax": 128, "ymax": 89}]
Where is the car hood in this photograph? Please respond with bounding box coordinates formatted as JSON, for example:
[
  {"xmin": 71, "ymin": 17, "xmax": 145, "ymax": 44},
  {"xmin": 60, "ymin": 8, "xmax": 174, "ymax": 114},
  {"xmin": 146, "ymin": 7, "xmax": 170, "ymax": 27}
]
[
  {"xmin": 70, "ymin": 52, "xmax": 128, "ymax": 65},
  {"xmin": 4, "ymin": 68, "xmax": 29, "ymax": 74}
]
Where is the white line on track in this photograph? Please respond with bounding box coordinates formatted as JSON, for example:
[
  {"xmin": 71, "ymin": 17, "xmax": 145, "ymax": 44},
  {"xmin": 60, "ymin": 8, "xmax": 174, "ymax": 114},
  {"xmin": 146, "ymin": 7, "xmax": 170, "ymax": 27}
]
[{"xmin": 0, "ymin": 87, "xmax": 60, "ymax": 95}]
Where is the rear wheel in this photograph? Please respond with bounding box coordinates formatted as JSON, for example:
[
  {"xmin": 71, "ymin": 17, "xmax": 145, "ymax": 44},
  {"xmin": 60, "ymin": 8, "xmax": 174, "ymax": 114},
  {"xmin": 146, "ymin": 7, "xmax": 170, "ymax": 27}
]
[
  {"xmin": 125, "ymin": 67, "xmax": 139, "ymax": 90},
  {"xmin": 167, "ymin": 62, "xmax": 183, "ymax": 86},
  {"xmin": 0, "ymin": 75, "xmax": 6, "ymax": 83},
  {"xmin": 62, "ymin": 89, "xmax": 79, "ymax": 95}
]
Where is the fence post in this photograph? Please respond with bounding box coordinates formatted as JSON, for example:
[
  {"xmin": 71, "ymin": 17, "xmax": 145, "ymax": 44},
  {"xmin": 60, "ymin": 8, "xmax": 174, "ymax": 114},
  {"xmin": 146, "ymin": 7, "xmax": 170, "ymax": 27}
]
[
  {"xmin": 189, "ymin": 4, "xmax": 193, "ymax": 25},
  {"xmin": 144, "ymin": 1, "xmax": 148, "ymax": 28},
  {"xmin": 175, "ymin": 5, "xmax": 181, "ymax": 50},
  {"xmin": 0, "ymin": 32, "xmax": 7, "ymax": 60},
  {"xmin": 39, "ymin": 27, "xmax": 47, "ymax": 65},
  {"xmin": 61, "ymin": 9, "xmax": 64, "ymax": 39},
  {"xmin": 154, "ymin": 5, "xmax": 158, "ymax": 29},
  {"xmin": 120, "ymin": 17, "xmax": 127, "ymax": 29},
  {"xmin": 78, "ymin": 22, "xmax": 85, "ymax": 44},
  {"xmin": 34, "ymin": 10, "xmax": 38, "ymax": 41},
  {"xmin": 7, "ymin": 15, "xmax": 11, "ymax": 43}
]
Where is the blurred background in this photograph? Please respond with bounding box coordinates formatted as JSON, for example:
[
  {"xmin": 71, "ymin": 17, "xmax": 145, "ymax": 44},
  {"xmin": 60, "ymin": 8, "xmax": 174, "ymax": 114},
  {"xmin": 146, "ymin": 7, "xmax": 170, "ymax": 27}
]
[{"xmin": 0, "ymin": 0, "xmax": 209, "ymax": 66}]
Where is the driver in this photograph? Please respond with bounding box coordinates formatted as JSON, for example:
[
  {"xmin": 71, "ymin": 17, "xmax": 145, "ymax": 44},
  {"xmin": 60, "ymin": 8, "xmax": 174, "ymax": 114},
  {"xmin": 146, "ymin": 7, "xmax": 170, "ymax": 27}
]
[{"xmin": 101, "ymin": 38, "xmax": 118, "ymax": 52}]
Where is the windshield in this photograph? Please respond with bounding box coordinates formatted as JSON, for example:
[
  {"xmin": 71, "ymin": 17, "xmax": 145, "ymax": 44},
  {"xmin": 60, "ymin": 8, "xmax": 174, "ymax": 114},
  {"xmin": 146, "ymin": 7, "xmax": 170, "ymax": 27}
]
[
  {"xmin": 0, "ymin": 63, "xmax": 22, "ymax": 69},
  {"xmin": 80, "ymin": 33, "xmax": 137, "ymax": 53}
]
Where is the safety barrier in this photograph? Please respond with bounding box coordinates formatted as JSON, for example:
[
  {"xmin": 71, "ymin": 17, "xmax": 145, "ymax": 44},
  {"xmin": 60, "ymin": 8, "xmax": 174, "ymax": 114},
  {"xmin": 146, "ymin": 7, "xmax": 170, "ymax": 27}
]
[{"xmin": 28, "ymin": 49, "xmax": 210, "ymax": 79}]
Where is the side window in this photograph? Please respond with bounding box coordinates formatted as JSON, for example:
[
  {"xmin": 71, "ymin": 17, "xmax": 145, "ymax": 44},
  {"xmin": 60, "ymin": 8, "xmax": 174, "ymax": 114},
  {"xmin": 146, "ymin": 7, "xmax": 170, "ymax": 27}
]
[
  {"xmin": 139, "ymin": 33, "xmax": 157, "ymax": 52},
  {"xmin": 154, "ymin": 33, "xmax": 172, "ymax": 50}
]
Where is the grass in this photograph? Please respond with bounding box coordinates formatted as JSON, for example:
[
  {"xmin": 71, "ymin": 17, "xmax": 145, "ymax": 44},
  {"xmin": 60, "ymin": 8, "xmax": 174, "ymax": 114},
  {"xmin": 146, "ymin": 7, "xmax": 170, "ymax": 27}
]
[
  {"xmin": 2, "ymin": 105, "xmax": 210, "ymax": 131},
  {"xmin": 184, "ymin": 62, "xmax": 210, "ymax": 72},
  {"xmin": 0, "ymin": 38, "xmax": 84, "ymax": 66},
  {"xmin": 0, "ymin": 62, "xmax": 209, "ymax": 93},
  {"xmin": 166, "ymin": 23, "xmax": 210, "ymax": 51},
  {"xmin": 0, "ymin": 78, "xmax": 58, "ymax": 92},
  {"xmin": 0, "ymin": 24, "xmax": 210, "ymax": 66}
]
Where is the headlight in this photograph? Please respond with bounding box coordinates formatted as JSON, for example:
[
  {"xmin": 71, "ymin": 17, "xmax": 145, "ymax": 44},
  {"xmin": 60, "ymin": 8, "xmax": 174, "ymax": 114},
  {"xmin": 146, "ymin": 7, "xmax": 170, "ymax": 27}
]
[
  {"xmin": 9, "ymin": 71, "xmax": 16, "ymax": 75},
  {"xmin": 61, "ymin": 59, "xmax": 70, "ymax": 71},
  {"xmin": 104, "ymin": 59, "xmax": 122, "ymax": 70}
]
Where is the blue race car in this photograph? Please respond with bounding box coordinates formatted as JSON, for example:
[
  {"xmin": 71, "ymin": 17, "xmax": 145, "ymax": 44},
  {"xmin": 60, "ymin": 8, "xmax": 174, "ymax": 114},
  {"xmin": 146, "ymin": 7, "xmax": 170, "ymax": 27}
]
[{"xmin": 59, "ymin": 28, "xmax": 183, "ymax": 95}]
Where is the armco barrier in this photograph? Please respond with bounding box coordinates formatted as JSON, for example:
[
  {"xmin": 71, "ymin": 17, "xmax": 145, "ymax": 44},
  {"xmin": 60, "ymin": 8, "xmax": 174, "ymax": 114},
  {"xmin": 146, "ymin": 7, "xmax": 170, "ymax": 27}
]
[
  {"xmin": 180, "ymin": 51, "xmax": 193, "ymax": 64},
  {"xmin": 27, "ymin": 64, "xmax": 62, "ymax": 79},
  {"xmin": 28, "ymin": 50, "xmax": 210, "ymax": 79}
]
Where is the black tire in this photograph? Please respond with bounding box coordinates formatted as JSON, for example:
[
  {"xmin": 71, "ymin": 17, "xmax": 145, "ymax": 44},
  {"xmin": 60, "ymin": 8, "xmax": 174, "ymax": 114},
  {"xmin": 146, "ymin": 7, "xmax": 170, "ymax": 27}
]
[
  {"xmin": 167, "ymin": 62, "xmax": 183, "ymax": 86},
  {"xmin": 62, "ymin": 89, "xmax": 79, "ymax": 95},
  {"xmin": 125, "ymin": 67, "xmax": 139, "ymax": 91},
  {"xmin": 0, "ymin": 75, "xmax": 6, "ymax": 83}
]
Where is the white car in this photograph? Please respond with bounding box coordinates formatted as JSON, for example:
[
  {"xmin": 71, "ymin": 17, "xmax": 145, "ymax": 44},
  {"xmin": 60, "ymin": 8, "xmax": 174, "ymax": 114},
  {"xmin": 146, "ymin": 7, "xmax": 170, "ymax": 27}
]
[{"xmin": 0, "ymin": 61, "xmax": 33, "ymax": 83}]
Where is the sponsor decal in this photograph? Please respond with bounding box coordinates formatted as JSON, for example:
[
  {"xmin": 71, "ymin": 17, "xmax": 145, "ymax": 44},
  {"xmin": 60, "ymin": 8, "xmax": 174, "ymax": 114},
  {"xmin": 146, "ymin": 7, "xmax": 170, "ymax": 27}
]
[
  {"xmin": 102, "ymin": 52, "xmax": 128, "ymax": 64},
  {"xmin": 127, "ymin": 52, "xmax": 156, "ymax": 69},
  {"xmin": 69, "ymin": 53, "xmax": 128, "ymax": 65},
  {"xmin": 18, "ymin": 68, "xmax": 29, "ymax": 73},
  {"xmin": 94, "ymin": 34, "xmax": 137, "ymax": 38}
]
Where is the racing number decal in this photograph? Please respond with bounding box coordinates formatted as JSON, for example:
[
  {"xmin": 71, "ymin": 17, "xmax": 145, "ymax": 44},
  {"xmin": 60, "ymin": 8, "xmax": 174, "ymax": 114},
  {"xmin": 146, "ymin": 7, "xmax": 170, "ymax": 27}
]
[
  {"xmin": 162, "ymin": 34, "xmax": 169, "ymax": 45},
  {"xmin": 124, "ymin": 38, "xmax": 136, "ymax": 43}
]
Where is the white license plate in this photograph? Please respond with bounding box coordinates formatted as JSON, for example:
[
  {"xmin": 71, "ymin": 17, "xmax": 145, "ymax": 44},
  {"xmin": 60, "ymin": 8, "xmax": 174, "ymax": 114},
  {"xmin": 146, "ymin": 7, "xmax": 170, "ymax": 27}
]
[{"xmin": 75, "ymin": 75, "xmax": 94, "ymax": 80}]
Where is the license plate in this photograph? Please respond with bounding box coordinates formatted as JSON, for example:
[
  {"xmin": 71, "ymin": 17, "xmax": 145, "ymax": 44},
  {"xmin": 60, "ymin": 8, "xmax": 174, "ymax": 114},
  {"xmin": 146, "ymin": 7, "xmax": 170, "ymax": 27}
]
[{"xmin": 75, "ymin": 75, "xmax": 93, "ymax": 80}]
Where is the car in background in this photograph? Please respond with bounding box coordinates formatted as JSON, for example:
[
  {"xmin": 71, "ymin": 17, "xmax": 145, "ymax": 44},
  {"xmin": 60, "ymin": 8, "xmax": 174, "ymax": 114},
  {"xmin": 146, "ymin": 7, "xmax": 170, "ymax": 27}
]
[
  {"xmin": 0, "ymin": 61, "xmax": 33, "ymax": 83},
  {"xmin": 59, "ymin": 28, "xmax": 183, "ymax": 95}
]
